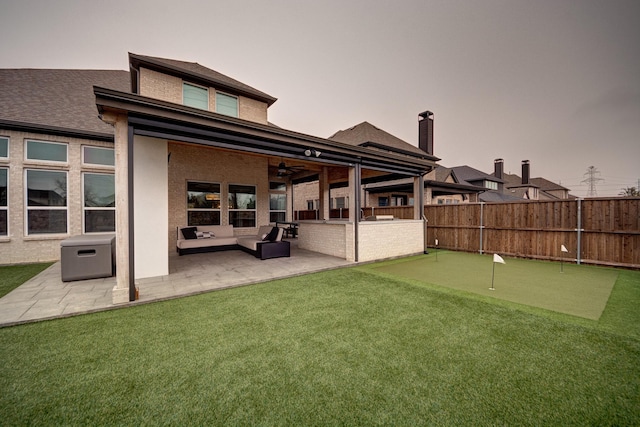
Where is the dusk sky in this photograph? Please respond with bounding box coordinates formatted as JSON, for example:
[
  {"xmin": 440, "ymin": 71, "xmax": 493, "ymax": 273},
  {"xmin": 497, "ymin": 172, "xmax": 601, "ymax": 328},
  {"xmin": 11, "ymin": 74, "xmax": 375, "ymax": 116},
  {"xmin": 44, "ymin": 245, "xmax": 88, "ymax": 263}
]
[{"xmin": 1, "ymin": 0, "xmax": 638, "ymax": 197}]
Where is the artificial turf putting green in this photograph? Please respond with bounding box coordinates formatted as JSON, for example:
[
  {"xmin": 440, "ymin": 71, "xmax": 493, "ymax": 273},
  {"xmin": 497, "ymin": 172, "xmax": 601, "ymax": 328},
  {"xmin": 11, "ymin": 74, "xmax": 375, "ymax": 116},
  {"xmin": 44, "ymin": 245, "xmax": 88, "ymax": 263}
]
[{"xmin": 373, "ymin": 251, "xmax": 618, "ymax": 320}]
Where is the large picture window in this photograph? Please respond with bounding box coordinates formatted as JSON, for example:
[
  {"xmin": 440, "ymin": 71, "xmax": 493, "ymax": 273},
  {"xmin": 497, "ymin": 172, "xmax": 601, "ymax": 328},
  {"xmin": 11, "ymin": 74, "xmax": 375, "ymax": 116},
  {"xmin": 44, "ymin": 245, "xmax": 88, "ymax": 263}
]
[
  {"xmin": 187, "ymin": 181, "xmax": 221, "ymax": 226},
  {"xmin": 228, "ymin": 184, "xmax": 256, "ymax": 228},
  {"xmin": 216, "ymin": 92, "xmax": 238, "ymax": 117},
  {"xmin": 183, "ymin": 83, "xmax": 209, "ymax": 110},
  {"xmin": 25, "ymin": 169, "xmax": 67, "ymax": 235},
  {"xmin": 26, "ymin": 140, "xmax": 67, "ymax": 163},
  {"xmin": 269, "ymin": 181, "xmax": 286, "ymax": 223},
  {"xmin": 0, "ymin": 168, "xmax": 7, "ymax": 236},
  {"xmin": 83, "ymin": 173, "xmax": 115, "ymax": 233}
]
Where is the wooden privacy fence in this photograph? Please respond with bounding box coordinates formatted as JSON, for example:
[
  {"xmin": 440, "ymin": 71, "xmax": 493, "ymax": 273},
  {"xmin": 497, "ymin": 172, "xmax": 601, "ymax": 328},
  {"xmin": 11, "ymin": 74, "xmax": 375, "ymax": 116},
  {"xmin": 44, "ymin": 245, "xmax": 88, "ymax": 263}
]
[
  {"xmin": 423, "ymin": 198, "xmax": 640, "ymax": 269},
  {"xmin": 294, "ymin": 198, "xmax": 639, "ymax": 269}
]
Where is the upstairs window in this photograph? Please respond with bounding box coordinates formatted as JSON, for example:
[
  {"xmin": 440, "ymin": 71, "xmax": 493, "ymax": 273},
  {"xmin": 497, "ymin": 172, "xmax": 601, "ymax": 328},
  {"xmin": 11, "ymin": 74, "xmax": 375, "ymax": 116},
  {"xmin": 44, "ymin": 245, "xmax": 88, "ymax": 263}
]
[
  {"xmin": 216, "ymin": 92, "xmax": 238, "ymax": 117},
  {"xmin": 183, "ymin": 83, "xmax": 209, "ymax": 110},
  {"xmin": 484, "ymin": 180, "xmax": 498, "ymax": 190},
  {"xmin": 26, "ymin": 140, "xmax": 67, "ymax": 163},
  {"xmin": 0, "ymin": 137, "xmax": 8, "ymax": 158}
]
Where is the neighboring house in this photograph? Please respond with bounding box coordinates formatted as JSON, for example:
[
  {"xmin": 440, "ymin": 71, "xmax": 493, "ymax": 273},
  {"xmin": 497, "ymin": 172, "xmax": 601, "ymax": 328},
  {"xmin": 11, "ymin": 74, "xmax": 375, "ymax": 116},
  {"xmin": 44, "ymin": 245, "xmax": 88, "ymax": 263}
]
[
  {"xmin": 1, "ymin": 52, "xmax": 436, "ymax": 303},
  {"xmin": 492, "ymin": 158, "xmax": 572, "ymax": 200}
]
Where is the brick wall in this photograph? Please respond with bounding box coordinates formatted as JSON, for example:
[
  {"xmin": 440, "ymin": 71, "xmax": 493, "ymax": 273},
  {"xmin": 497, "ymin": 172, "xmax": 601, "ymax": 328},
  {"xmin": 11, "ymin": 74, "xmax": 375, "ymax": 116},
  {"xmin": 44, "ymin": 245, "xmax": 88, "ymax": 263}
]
[
  {"xmin": 358, "ymin": 220, "xmax": 424, "ymax": 262},
  {"xmin": 0, "ymin": 129, "xmax": 114, "ymax": 264},
  {"xmin": 167, "ymin": 142, "xmax": 276, "ymax": 250},
  {"xmin": 139, "ymin": 68, "xmax": 269, "ymax": 125}
]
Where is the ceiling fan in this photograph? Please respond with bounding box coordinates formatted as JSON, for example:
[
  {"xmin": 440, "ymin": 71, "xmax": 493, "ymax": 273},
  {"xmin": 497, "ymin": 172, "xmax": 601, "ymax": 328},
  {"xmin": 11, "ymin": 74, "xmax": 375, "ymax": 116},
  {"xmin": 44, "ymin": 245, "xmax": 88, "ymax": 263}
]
[{"xmin": 275, "ymin": 161, "xmax": 306, "ymax": 177}]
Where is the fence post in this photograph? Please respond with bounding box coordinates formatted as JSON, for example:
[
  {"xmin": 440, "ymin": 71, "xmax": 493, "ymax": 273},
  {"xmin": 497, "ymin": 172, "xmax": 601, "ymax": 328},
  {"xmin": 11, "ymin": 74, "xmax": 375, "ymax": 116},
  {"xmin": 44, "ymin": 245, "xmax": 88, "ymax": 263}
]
[
  {"xmin": 479, "ymin": 202, "xmax": 484, "ymax": 254},
  {"xmin": 576, "ymin": 198, "xmax": 582, "ymax": 265}
]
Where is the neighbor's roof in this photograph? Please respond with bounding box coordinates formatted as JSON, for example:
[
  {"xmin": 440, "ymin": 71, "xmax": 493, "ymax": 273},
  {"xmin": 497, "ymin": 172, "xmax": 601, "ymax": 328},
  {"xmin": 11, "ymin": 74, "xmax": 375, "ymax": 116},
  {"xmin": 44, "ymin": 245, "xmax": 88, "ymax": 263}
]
[
  {"xmin": 0, "ymin": 69, "xmax": 130, "ymax": 138},
  {"xmin": 328, "ymin": 121, "xmax": 438, "ymax": 161},
  {"xmin": 451, "ymin": 165, "xmax": 504, "ymax": 185},
  {"xmin": 129, "ymin": 53, "xmax": 278, "ymax": 106}
]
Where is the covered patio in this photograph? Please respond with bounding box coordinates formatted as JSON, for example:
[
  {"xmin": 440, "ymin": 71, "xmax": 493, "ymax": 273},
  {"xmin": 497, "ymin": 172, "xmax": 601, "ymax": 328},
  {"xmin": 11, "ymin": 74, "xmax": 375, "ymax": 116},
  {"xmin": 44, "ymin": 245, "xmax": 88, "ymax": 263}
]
[
  {"xmin": 94, "ymin": 86, "xmax": 436, "ymax": 304},
  {"xmin": 0, "ymin": 240, "xmax": 351, "ymax": 326}
]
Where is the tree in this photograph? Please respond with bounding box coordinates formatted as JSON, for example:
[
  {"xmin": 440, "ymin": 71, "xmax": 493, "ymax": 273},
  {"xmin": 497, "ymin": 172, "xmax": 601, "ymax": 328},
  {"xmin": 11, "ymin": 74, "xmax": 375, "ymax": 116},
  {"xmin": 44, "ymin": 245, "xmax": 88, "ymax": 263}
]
[{"xmin": 619, "ymin": 187, "xmax": 639, "ymax": 197}]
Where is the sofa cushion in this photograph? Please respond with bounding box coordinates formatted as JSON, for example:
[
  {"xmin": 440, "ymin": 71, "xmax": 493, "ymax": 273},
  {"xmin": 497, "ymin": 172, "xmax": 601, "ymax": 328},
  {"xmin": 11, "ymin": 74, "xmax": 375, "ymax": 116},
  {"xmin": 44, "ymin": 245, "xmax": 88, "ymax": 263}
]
[
  {"xmin": 181, "ymin": 227, "xmax": 197, "ymax": 240},
  {"xmin": 196, "ymin": 231, "xmax": 214, "ymax": 239}
]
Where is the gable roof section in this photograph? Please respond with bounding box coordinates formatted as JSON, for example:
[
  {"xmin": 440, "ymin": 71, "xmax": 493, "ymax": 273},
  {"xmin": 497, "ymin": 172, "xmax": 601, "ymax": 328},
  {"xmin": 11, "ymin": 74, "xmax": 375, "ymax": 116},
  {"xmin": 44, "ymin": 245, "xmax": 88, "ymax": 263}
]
[
  {"xmin": 328, "ymin": 121, "xmax": 438, "ymax": 161},
  {"xmin": 0, "ymin": 69, "xmax": 130, "ymax": 140},
  {"xmin": 129, "ymin": 53, "xmax": 277, "ymax": 106},
  {"xmin": 451, "ymin": 165, "xmax": 503, "ymax": 185}
]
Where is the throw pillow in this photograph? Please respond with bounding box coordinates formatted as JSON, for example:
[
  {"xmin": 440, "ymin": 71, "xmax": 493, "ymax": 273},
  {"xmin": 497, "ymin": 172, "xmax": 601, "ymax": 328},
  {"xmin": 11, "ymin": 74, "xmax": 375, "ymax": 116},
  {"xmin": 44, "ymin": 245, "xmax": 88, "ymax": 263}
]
[
  {"xmin": 181, "ymin": 227, "xmax": 197, "ymax": 240},
  {"xmin": 196, "ymin": 231, "xmax": 214, "ymax": 239},
  {"xmin": 265, "ymin": 227, "xmax": 280, "ymax": 242}
]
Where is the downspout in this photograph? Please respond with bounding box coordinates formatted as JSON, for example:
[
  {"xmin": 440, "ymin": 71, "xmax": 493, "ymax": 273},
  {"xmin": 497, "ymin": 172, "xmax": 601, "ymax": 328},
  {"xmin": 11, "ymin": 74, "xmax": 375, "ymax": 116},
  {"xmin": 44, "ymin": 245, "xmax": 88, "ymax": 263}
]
[{"xmin": 127, "ymin": 125, "xmax": 136, "ymax": 301}]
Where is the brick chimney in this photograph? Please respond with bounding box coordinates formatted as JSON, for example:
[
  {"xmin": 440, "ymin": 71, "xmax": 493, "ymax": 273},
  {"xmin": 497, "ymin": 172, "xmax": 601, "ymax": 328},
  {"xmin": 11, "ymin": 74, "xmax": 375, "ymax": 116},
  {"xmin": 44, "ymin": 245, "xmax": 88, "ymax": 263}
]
[
  {"xmin": 418, "ymin": 111, "xmax": 434, "ymax": 155},
  {"xmin": 522, "ymin": 160, "xmax": 530, "ymax": 185},
  {"xmin": 494, "ymin": 158, "xmax": 504, "ymax": 180}
]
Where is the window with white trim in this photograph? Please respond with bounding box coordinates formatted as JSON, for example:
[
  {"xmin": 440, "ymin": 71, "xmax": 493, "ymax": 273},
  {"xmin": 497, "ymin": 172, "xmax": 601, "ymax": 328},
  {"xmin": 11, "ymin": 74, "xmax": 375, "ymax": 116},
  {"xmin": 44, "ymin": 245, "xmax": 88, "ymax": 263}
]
[
  {"xmin": 216, "ymin": 92, "xmax": 238, "ymax": 117},
  {"xmin": 187, "ymin": 181, "xmax": 221, "ymax": 226},
  {"xmin": 83, "ymin": 173, "xmax": 115, "ymax": 233},
  {"xmin": 269, "ymin": 181, "xmax": 286, "ymax": 223},
  {"xmin": 228, "ymin": 184, "xmax": 256, "ymax": 228},
  {"xmin": 0, "ymin": 168, "xmax": 7, "ymax": 236},
  {"xmin": 485, "ymin": 180, "xmax": 498, "ymax": 190},
  {"xmin": 25, "ymin": 169, "xmax": 67, "ymax": 235},
  {"xmin": 0, "ymin": 137, "xmax": 8, "ymax": 159},
  {"xmin": 83, "ymin": 146, "xmax": 115, "ymax": 167},
  {"xmin": 183, "ymin": 82, "xmax": 209, "ymax": 110},
  {"xmin": 25, "ymin": 140, "xmax": 67, "ymax": 163}
]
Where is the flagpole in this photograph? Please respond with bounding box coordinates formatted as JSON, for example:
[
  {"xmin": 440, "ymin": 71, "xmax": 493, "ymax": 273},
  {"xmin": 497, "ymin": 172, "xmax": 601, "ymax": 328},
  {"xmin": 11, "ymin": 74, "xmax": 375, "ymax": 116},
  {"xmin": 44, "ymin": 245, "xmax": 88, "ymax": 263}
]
[{"xmin": 490, "ymin": 261, "xmax": 496, "ymax": 290}]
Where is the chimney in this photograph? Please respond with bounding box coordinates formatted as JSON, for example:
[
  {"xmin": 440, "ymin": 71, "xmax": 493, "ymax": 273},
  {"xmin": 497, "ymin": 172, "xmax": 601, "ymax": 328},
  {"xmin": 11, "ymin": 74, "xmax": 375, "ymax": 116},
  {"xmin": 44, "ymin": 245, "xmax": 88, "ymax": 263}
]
[
  {"xmin": 418, "ymin": 110, "xmax": 434, "ymax": 155},
  {"xmin": 522, "ymin": 160, "xmax": 530, "ymax": 185},
  {"xmin": 494, "ymin": 158, "xmax": 504, "ymax": 180}
]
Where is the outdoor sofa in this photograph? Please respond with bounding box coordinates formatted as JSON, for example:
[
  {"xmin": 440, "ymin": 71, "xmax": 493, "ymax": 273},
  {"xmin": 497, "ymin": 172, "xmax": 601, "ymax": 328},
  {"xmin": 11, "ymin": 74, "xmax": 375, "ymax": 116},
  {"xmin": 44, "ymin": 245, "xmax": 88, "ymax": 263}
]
[{"xmin": 176, "ymin": 225, "xmax": 290, "ymax": 260}]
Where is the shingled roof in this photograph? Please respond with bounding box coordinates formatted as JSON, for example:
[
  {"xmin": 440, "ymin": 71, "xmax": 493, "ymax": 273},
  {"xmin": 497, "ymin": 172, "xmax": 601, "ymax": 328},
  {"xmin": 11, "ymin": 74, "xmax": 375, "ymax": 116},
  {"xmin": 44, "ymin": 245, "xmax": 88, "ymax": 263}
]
[
  {"xmin": 328, "ymin": 121, "xmax": 436, "ymax": 160},
  {"xmin": 0, "ymin": 69, "xmax": 129, "ymax": 138},
  {"xmin": 129, "ymin": 53, "xmax": 277, "ymax": 106}
]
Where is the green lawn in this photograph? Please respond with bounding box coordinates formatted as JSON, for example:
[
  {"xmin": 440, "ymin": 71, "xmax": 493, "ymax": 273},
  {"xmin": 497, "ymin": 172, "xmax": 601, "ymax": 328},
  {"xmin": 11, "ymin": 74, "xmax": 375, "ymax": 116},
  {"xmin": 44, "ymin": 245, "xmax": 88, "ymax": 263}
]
[
  {"xmin": 0, "ymin": 262, "xmax": 52, "ymax": 298},
  {"xmin": 0, "ymin": 260, "xmax": 638, "ymax": 425}
]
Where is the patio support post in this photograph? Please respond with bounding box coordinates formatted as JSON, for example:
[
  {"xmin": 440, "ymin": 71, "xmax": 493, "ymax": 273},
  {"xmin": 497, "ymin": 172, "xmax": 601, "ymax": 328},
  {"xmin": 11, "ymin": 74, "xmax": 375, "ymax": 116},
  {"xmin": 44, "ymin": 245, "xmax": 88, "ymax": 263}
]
[
  {"xmin": 414, "ymin": 175, "xmax": 424, "ymax": 220},
  {"xmin": 102, "ymin": 111, "xmax": 132, "ymax": 304},
  {"xmin": 319, "ymin": 166, "xmax": 330, "ymax": 220},
  {"xmin": 349, "ymin": 164, "xmax": 361, "ymax": 262}
]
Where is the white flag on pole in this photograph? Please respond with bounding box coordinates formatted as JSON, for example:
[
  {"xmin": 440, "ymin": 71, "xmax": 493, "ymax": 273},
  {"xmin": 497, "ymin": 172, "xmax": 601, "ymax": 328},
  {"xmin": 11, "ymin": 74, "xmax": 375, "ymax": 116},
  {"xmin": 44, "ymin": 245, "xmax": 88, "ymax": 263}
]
[
  {"xmin": 435, "ymin": 239, "xmax": 439, "ymax": 246},
  {"xmin": 561, "ymin": 245, "xmax": 569, "ymax": 253},
  {"xmin": 493, "ymin": 254, "xmax": 506, "ymax": 264}
]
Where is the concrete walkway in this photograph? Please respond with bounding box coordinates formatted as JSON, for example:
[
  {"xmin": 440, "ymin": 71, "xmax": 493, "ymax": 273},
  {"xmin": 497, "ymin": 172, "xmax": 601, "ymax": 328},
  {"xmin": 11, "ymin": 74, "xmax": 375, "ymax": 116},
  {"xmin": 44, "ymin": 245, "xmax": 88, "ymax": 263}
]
[{"xmin": 0, "ymin": 241, "xmax": 352, "ymax": 327}]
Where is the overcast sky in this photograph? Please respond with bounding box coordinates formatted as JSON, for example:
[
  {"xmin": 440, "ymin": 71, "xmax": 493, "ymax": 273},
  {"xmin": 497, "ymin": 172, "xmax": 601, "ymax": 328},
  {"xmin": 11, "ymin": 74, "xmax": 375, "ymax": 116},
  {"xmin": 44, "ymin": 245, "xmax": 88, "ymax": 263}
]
[{"xmin": 1, "ymin": 0, "xmax": 638, "ymax": 196}]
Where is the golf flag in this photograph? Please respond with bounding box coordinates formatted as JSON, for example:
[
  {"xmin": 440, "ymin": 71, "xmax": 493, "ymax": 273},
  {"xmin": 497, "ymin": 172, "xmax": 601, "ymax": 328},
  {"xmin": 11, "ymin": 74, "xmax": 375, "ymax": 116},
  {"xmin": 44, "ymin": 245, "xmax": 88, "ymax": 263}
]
[
  {"xmin": 561, "ymin": 245, "xmax": 569, "ymax": 253},
  {"xmin": 493, "ymin": 254, "xmax": 506, "ymax": 264},
  {"xmin": 435, "ymin": 239, "xmax": 439, "ymax": 246}
]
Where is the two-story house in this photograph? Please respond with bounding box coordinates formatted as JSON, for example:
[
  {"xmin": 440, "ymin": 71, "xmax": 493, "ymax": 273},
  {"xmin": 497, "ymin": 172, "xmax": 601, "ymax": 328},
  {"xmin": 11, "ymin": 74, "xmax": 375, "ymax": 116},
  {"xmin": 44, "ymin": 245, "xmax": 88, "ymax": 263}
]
[{"xmin": 1, "ymin": 52, "xmax": 437, "ymax": 303}]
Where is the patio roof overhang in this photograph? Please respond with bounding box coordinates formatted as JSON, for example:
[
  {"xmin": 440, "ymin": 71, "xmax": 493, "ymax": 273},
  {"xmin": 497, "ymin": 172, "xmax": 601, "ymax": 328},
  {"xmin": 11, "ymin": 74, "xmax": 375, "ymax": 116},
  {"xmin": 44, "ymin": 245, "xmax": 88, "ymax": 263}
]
[{"xmin": 93, "ymin": 86, "xmax": 436, "ymax": 178}]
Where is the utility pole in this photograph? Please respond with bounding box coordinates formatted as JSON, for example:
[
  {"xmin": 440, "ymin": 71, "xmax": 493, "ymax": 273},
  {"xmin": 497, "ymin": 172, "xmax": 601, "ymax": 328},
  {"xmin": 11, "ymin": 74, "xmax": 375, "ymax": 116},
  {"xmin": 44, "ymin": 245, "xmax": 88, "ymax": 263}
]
[{"xmin": 581, "ymin": 166, "xmax": 604, "ymax": 197}]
